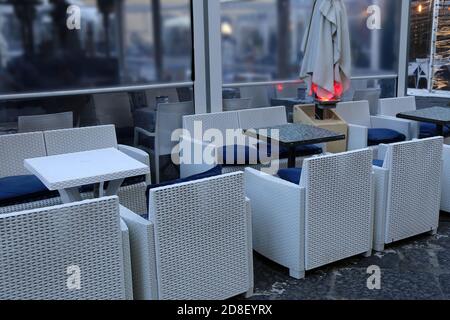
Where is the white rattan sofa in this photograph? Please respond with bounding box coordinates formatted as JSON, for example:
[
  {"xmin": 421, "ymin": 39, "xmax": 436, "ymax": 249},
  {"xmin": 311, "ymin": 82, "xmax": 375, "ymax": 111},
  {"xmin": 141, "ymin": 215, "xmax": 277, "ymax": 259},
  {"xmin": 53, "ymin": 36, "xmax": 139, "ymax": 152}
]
[
  {"xmin": 120, "ymin": 172, "xmax": 254, "ymax": 300},
  {"xmin": 372, "ymin": 137, "xmax": 443, "ymax": 251},
  {"xmin": 245, "ymin": 149, "xmax": 374, "ymax": 279},
  {"xmin": 0, "ymin": 196, "xmax": 133, "ymax": 300},
  {"xmin": 180, "ymin": 106, "xmax": 323, "ymax": 178},
  {"xmin": 0, "ymin": 125, "xmax": 150, "ymax": 216},
  {"xmin": 378, "ymin": 96, "xmax": 450, "ymax": 142},
  {"xmin": 336, "ymin": 100, "xmax": 413, "ymax": 152}
]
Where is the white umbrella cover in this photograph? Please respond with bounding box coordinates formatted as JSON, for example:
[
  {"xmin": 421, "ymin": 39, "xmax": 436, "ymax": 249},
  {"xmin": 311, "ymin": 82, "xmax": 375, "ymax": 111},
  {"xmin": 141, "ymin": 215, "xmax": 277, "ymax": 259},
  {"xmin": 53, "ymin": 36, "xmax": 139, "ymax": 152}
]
[{"xmin": 300, "ymin": 0, "xmax": 352, "ymax": 101}]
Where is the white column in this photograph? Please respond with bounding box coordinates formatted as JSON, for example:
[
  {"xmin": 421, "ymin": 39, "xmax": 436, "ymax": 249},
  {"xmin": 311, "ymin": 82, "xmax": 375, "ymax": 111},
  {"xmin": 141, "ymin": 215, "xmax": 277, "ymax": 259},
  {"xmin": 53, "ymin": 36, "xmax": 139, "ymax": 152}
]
[{"xmin": 192, "ymin": 0, "xmax": 223, "ymax": 114}]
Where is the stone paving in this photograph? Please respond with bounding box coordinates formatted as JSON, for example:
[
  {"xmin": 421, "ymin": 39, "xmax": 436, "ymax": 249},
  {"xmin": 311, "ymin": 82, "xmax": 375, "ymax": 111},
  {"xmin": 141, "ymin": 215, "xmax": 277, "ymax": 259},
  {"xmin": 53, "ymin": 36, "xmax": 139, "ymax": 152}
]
[{"xmin": 246, "ymin": 215, "xmax": 450, "ymax": 300}]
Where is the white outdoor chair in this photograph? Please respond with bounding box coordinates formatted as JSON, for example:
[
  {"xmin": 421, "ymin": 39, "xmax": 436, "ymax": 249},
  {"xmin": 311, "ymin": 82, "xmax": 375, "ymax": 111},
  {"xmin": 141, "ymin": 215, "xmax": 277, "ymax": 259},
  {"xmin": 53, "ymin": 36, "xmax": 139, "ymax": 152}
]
[
  {"xmin": 372, "ymin": 137, "xmax": 443, "ymax": 251},
  {"xmin": 18, "ymin": 112, "xmax": 73, "ymax": 133},
  {"xmin": 336, "ymin": 100, "xmax": 412, "ymax": 152},
  {"xmin": 223, "ymin": 98, "xmax": 252, "ymax": 111},
  {"xmin": 378, "ymin": 96, "xmax": 449, "ymax": 140},
  {"xmin": 180, "ymin": 110, "xmax": 249, "ymax": 178},
  {"xmin": 134, "ymin": 101, "xmax": 194, "ymax": 183},
  {"xmin": 144, "ymin": 88, "xmax": 180, "ymax": 112},
  {"xmin": 239, "ymin": 86, "xmax": 271, "ymax": 108},
  {"xmin": 0, "ymin": 132, "xmax": 60, "ymax": 214},
  {"xmin": 0, "ymin": 132, "xmax": 47, "ymax": 178},
  {"xmin": 180, "ymin": 107, "xmax": 321, "ymax": 178},
  {"xmin": 120, "ymin": 172, "xmax": 254, "ymax": 300},
  {"xmin": 245, "ymin": 149, "xmax": 374, "ymax": 279},
  {"xmin": 352, "ymin": 88, "xmax": 381, "ymax": 115},
  {"xmin": 43, "ymin": 125, "xmax": 151, "ymax": 215},
  {"xmin": 0, "ymin": 197, "xmax": 133, "ymax": 300},
  {"xmin": 92, "ymin": 92, "xmax": 134, "ymax": 129}
]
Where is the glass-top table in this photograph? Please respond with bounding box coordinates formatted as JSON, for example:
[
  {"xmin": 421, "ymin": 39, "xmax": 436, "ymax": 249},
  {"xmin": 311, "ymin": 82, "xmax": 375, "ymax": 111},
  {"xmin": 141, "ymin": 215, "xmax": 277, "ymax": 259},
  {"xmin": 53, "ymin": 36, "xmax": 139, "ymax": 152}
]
[
  {"xmin": 396, "ymin": 106, "xmax": 450, "ymax": 137},
  {"xmin": 244, "ymin": 123, "xmax": 345, "ymax": 168}
]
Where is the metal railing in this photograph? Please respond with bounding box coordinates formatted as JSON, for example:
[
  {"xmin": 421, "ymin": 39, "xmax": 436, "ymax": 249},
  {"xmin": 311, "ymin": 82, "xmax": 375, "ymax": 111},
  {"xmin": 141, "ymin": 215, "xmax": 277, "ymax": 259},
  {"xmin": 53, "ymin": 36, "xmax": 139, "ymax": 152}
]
[{"xmin": 0, "ymin": 81, "xmax": 194, "ymax": 101}]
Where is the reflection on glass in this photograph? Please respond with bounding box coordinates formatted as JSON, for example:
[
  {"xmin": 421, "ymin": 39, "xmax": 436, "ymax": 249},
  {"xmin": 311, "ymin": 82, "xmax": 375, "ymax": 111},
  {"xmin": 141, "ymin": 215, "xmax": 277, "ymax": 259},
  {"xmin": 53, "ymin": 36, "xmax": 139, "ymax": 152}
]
[
  {"xmin": 0, "ymin": 0, "xmax": 192, "ymax": 95},
  {"xmin": 220, "ymin": 0, "xmax": 401, "ymax": 83}
]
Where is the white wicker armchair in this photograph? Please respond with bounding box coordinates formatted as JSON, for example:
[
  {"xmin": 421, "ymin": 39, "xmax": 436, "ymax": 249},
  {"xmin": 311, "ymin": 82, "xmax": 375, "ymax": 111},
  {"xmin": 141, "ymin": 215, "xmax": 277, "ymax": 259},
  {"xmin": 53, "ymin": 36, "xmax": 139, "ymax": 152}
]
[
  {"xmin": 180, "ymin": 107, "xmax": 321, "ymax": 178},
  {"xmin": 0, "ymin": 126, "xmax": 150, "ymax": 216},
  {"xmin": 245, "ymin": 149, "xmax": 374, "ymax": 279},
  {"xmin": 336, "ymin": 100, "xmax": 414, "ymax": 152},
  {"xmin": 372, "ymin": 137, "xmax": 443, "ymax": 252},
  {"xmin": 120, "ymin": 172, "xmax": 254, "ymax": 300},
  {"xmin": 0, "ymin": 197, "xmax": 133, "ymax": 300}
]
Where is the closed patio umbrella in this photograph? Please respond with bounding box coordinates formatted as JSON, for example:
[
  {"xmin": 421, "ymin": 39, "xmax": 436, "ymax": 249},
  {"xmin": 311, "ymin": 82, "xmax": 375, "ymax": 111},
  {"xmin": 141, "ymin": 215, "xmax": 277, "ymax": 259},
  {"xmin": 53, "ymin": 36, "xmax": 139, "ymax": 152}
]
[{"xmin": 300, "ymin": 0, "xmax": 351, "ymax": 101}]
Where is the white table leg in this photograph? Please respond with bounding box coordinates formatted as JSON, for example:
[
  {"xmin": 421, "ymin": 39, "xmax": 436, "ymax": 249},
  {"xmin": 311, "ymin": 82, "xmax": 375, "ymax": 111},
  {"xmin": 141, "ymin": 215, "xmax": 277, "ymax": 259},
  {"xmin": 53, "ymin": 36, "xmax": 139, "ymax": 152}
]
[
  {"xmin": 59, "ymin": 188, "xmax": 82, "ymax": 204},
  {"xmin": 103, "ymin": 179, "xmax": 125, "ymax": 197}
]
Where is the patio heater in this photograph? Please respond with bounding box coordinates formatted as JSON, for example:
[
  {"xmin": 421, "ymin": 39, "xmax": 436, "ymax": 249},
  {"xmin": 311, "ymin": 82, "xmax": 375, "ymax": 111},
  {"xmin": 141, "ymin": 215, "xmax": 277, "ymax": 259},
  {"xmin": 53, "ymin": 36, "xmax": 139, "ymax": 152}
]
[{"xmin": 314, "ymin": 97, "xmax": 340, "ymax": 120}]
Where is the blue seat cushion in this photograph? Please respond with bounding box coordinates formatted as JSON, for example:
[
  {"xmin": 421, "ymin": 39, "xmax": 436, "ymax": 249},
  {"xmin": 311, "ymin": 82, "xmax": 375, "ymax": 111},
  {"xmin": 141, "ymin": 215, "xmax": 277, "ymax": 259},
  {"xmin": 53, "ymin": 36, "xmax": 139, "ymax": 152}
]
[
  {"xmin": 419, "ymin": 122, "xmax": 450, "ymax": 138},
  {"xmin": 146, "ymin": 166, "xmax": 223, "ymax": 205},
  {"xmin": 372, "ymin": 159, "xmax": 384, "ymax": 167},
  {"xmin": 277, "ymin": 168, "xmax": 303, "ymax": 185},
  {"xmin": 221, "ymin": 145, "xmax": 256, "ymax": 166},
  {"xmin": 368, "ymin": 128, "xmax": 406, "ymax": 146},
  {"xmin": 260, "ymin": 143, "xmax": 323, "ymax": 159},
  {"xmin": 0, "ymin": 175, "xmax": 56, "ymax": 205}
]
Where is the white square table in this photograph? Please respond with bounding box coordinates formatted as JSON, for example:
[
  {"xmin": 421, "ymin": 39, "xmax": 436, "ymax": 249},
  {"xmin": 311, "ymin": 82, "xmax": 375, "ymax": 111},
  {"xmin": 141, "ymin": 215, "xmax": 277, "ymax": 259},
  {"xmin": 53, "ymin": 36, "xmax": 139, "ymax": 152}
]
[{"xmin": 24, "ymin": 148, "xmax": 150, "ymax": 203}]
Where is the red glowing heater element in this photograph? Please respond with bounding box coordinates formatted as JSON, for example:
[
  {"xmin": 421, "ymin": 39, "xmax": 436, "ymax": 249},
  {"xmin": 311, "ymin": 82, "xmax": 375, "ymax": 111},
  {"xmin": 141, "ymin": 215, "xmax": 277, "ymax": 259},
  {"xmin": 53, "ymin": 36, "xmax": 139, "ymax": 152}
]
[
  {"xmin": 276, "ymin": 84, "xmax": 284, "ymax": 92},
  {"xmin": 311, "ymin": 82, "xmax": 343, "ymax": 102}
]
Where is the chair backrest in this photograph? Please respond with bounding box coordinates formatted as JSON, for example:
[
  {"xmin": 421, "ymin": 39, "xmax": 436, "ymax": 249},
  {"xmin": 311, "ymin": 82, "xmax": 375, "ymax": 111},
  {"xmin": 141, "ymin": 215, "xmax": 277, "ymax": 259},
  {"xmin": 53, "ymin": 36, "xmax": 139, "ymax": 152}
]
[
  {"xmin": 239, "ymin": 86, "xmax": 271, "ymax": 108},
  {"xmin": 147, "ymin": 172, "xmax": 251, "ymax": 299},
  {"xmin": 0, "ymin": 132, "xmax": 47, "ymax": 177},
  {"xmin": 299, "ymin": 149, "xmax": 373, "ymax": 270},
  {"xmin": 336, "ymin": 100, "xmax": 372, "ymax": 127},
  {"xmin": 382, "ymin": 137, "xmax": 442, "ymax": 242},
  {"xmin": 18, "ymin": 112, "xmax": 73, "ymax": 133},
  {"xmin": 156, "ymin": 101, "xmax": 195, "ymax": 155},
  {"xmin": 44, "ymin": 125, "xmax": 118, "ymax": 156},
  {"xmin": 183, "ymin": 111, "xmax": 241, "ymax": 139},
  {"xmin": 352, "ymin": 88, "xmax": 381, "ymax": 115},
  {"xmin": 378, "ymin": 96, "xmax": 417, "ymax": 117},
  {"xmin": 238, "ymin": 106, "xmax": 288, "ymax": 130},
  {"xmin": 223, "ymin": 98, "xmax": 252, "ymax": 112},
  {"xmin": 92, "ymin": 92, "xmax": 134, "ymax": 128},
  {"xmin": 0, "ymin": 197, "xmax": 127, "ymax": 300}
]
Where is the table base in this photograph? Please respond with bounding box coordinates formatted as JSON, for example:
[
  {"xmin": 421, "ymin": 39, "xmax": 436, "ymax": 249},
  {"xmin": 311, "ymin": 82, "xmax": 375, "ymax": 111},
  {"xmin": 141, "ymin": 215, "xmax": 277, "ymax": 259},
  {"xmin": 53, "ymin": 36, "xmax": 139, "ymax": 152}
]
[{"xmin": 58, "ymin": 178, "xmax": 125, "ymax": 204}]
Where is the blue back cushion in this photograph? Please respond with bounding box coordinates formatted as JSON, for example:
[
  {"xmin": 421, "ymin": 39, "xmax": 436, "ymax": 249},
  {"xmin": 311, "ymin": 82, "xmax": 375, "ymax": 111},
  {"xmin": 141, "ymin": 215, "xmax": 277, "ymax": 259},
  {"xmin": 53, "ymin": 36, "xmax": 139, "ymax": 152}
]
[
  {"xmin": 372, "ymin": 159, "xmax": 384, "ymax": 167},
  {"xmin": 368, "ymin": 128, "xmax": 406, "ymax": 146},
  {"xmin": 0, "ymin": 175, "xmax": 55, "ymax": 205},
  {"xmin": 277, "ymin": 168, "xmax": 303, "ymax": 185}
]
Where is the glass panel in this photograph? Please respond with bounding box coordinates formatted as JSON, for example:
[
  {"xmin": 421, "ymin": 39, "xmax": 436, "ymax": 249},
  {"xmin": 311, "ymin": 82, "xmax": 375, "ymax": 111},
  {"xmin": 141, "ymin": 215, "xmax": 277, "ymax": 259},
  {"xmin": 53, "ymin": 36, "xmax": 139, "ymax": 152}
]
[
  {"xmin": 408, "ymin": 0, "xmax": 433, "ymax": 89},
  {"xmin": 0, "ymin": 0, "xmax": 192, "ymax": 95},
  {"xmin": 221, "ymin": 0, "xmax": 402, "ymax": 84}
]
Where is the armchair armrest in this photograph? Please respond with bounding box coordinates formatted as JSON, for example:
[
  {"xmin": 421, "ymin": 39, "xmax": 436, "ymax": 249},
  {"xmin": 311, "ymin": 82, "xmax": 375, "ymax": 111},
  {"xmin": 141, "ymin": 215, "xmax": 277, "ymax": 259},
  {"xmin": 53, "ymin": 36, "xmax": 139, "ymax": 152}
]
[
  {"xmin": 244, "ymin": 168, "xmax": 305, "ymax": 272},
  {"xmin": 371, "ymin": 116, "xmax": 416, "ymax": 140},
  {"xmin": 120, "ymin": 206, "xmax": 157, "ymax": 300},
  {"xmin": 347, "ymin": 124, "xmax": 369, "ymax": 151},
  {"xmin": 120, "ymin": 219, "xmax": 133, "ymax": 300},
  {"xmin": 118, "ymin": 144, "xmax": 151, "ymax": 184}
]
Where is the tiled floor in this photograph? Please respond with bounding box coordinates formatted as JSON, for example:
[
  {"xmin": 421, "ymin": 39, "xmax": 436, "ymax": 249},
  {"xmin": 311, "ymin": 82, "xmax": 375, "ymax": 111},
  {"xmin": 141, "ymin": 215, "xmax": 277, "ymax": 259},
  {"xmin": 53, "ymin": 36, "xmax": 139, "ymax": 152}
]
[{"xmin": 247, "ymin": 215, "xmax": 450, "ymax": 300}]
